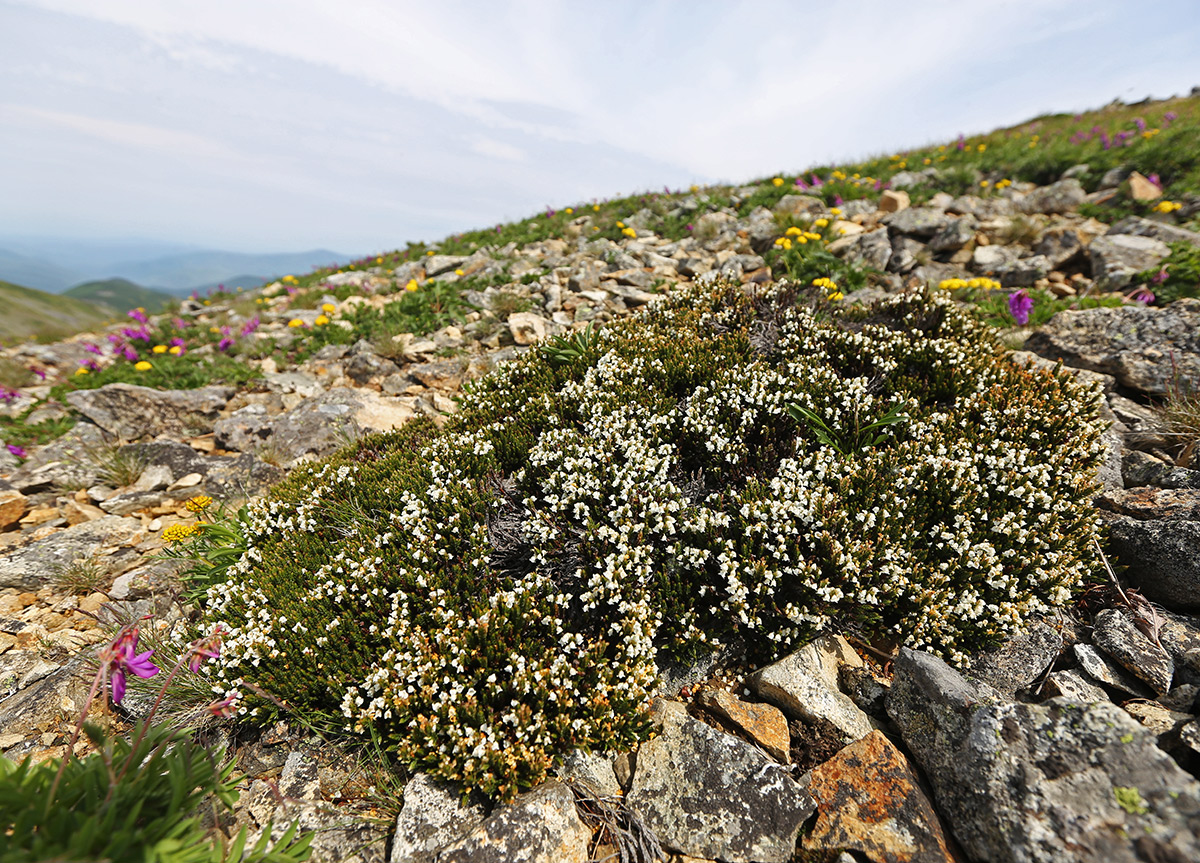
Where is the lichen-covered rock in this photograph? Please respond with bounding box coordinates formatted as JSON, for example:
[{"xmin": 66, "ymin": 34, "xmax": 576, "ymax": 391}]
[
  {"xmin": 1092, "ymin": 608, "xmax": 1174, "ymax": 694},
  {"xmin": 1107, "ymin": 215, "xmax": 1200, "ymax": 248},
  {"xmin": 967, "ymin": 619, "xmax": 1062, "ymax": 699},
  {"xmin": 697, "ymin": 688, "xmax": 792, "ymax": 763},
  {"xmin": 1024, "ymin": 299, "xmax": 1200, "ymax": 396},
  {"xmin": 434, "ymin": 782, "xmax": 589, "ymax": 863},
  {"xmin": 882, "ymin": 207, "xmax": 954, "ymax": 238},
  {"xmin": 802, "ymin": 730, "xmax": 954, "ymax": 863},
  {"xmin": 391, "ymin": 774, "xmax": 488, "ymax": 863},
  {"xmin": 747, "ymin": 640, "xmax": 872, "ymax": 744},
  {"xmin": 1018, "ymin": 178, "xmax": 1086, "ymax": 214},
  {"xmin": 66, "ymin": 383, "xmax": 234, "ymax": 440},
  {"xmin": 627, "ymin": 704, "xmax": 813, "ymax": 862},
  {"xmin": 1088, "ymin": 233, "xmax": 1170, "ymax": 291},
  {"xmin": 0, "ymin": 515, "xmax": 140, "ymax": 590},
  {"xmin": 888, "ymin": 648, "xmax": 1200, "ymax": 863}
]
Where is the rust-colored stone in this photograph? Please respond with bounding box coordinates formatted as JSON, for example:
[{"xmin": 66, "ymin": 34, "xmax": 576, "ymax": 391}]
[
  {"xmin": 804, "ymin": 730, "xmax": 955, "ymax": 863},
  {"xmin": 698, "ymin": 688, "xmax": 792, "ymax": 763}
]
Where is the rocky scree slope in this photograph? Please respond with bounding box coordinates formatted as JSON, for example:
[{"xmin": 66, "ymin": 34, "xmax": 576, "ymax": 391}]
[{"xmin": 3, "ymin": 96, "xmax": 1200, "ymax": 862}]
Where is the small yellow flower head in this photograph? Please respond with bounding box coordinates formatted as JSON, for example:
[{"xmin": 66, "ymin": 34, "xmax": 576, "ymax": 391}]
[
  {"xmin": 152, "ymin": 345, "xmax": 168, "ymax": 354},
  {"xmin": 321, "ymin": 303, "xmax": 337, "ymax": 313},
  {"xmin": 804, "ymin": 231, "xmax": 822, "ymax": 242},
  {"xmin": 616, "ymin": 221, "xmax": 625, "ymax": 229},
  {"xmin": 405, "ymin": 279, "xmax": 419, "ymax": 292},
  {"xmin": 454, "ymin": 268, "xmax": 464, "ymax": 276},
  {"xmin": 785, "ymin": 226, "xmax": 803, "ymax": 237},
  {"xmin": 813, "ymin": 218, "xmax": 829, "ymax": 228},
  {"xmin": 938, "ymin": 145, "xmax": 947, "ymax": 152},
  {"xmin": 315, "ymin": 315, "xmax": 329, "ymax": 326},
  {"xmin": 827, "ymin": 291, "xmax": 845, "ymax": 301},
  {"xmin": 812, "ymin": 277, "xmax": 838, "ymax": 290},
  {"xmin": 134, "ymin": 361, "xmax": 153, "ymax": 371},
  {"xmin": 897, "ymin": 161, "xmax": 907, "ymax": 169},
  {"xmin": 830, "ymin": 207, "xmax": 842, "ymax": 216},
  {"xmin": 832, "ymin": 170, "xmax": 846, "ymax": 181},
  {"xmin": 772, "ymin": 177, "xmax": 784, "ymax": 187},
  {"xmin": 169, "ymin": 345, "xmax": 182, "ymax": 355},
  {"xmin": 689, "ymin": 185, "xmax": 699, "ymax": 193},
  {"xmin": 376, "ymin": 256, "xmax": 383, "ymax": 264},
  {"xmin": 1153, "ymin": 200, "xmax": 1182, "ymax": 213},
  {"xmin": 795, "ymin": 236, "xmax": 807, "ymax": 244},
  {"xmin": 980, "ymin": 180, "xmax": 991, "ymax": 188},
  {"xmin": 75, "ymin": 366, "xmax": 90, "ymax": 376},
  {"xmin": 622, "ymin": 227, "xmax": 637, "ymax": 238},
  {"xmin": 775, "ymin": 237, "xmax": 792, "ymax": 250},
  {"xmin": 162, "ymin": 523, "xmax": 199, "ymax": 543},
  {"xmin": 593, "ymin": 204, "xmax": 601, "ymax": 211},
  {"xmin": 426, "ymin": 250, "xmax": 435, "ymax": 256},
  {"xmin": 209, "ymin": 326, "xmax": 221, "ymax": 333},
  {"xmin": 185, "ymin": 495, "xmax": 213, "ymax": 512},
  {"xmin": 287, "ymin": 318, "xmax": 305, "ymax": 328},
  {"xmin": 565, "ymin": 207, "xmax": 573, "ymax": 214},
  {"xmin": 923, "ymin": 158, "xmax": 932, "ymax": 165},
  {"xmin": 203, "ymin": 300, "xmax": 211, "ymax": 306},
  {"xmin": 977, "ymin": 143, "xmax": 987, "ymax": 152}
]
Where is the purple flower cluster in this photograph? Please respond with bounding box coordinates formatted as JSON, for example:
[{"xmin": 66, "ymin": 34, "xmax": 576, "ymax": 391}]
[{"xmin": 1008, "ymin": 289, "xmax": 1034, "ymax": 326}]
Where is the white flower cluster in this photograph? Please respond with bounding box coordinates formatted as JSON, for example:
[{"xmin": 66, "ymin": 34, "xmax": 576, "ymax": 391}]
[{"xmin": 201, "ymin": 280, "xmax": 1105, "ymax": 792}]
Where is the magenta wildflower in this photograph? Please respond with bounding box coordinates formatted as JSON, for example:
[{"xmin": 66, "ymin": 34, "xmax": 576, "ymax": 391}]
[
  {"xmin": 187, "ymin": 627, "xmax": 223, "ymax": 673},
  {"xmin": 6, "ymin": 444, "xmax": 27, "ymax": 459},
  {"xmin": 1008, "ymin": 289, "xmax": 1034, "ymax": 326},
  {"xmin": 1150, "ymin": 265, "xmax": 1169, "ymax": 285},
  {"xmin": 0, "ymin": 388, "xmax": 17, "ymax": 404},
  {"xmin": 794, "ymin": 177, "xmax": 810, "ymax": 190},
  {"xmin": 127, "ymin": 308, "xmax": 148, "ymax": 324},
  {"xmin": 102, "ymin": 626, "xmax": 159, "ymax": 704},
  {"xmin": 205, "ymin": 695, "xmax": 238, "ymax": 718},
  {"xmin": 170, "ymin": 337, "xmax": 187, "ymax": 354},
  {"xmin": 82, "ymin": 358, "xmax": 100, "ymax": 371},
  {"xmin": 1131, "ymin": 287, "xmax": 1156, "ymax": 304},
  {"xmin": 217, "ymin": 337, "xmax": 233, "ymax": 351},
  {"xmin": 1148, "ymin": 173, "xmax": 1162, "ymax": 189},
  {"xmin": 82, "ymin": 342, "xmax": 102, "ymax": 355},
  {"xmin": 1134, "ymin": 117, "xmax": 1146, "ymax": 132},
  {"xmin": 1165, "ymin": 111, "xmax": 1177, "ymax": 123},
  {"xmin": 810, "ymin": 174, "xmax": 824, "ymax": 187},
  {"xmin": 833, "ymin": 194, "xmax": 844, "ymax": 206},
  {"xmin": 685, "ymin": 223, "xmax": 694, "ymax": 232},
  {"xmin": 121, "ymin": 345, "xmax": 139, "ymax": 362},
  {"xmin": 956, "ymin": 133, "xmax": 965, "ymax": 151},
  {"xmin": 173, "ymin": 317, "xmax": 187, "ymax": 330},
  {"xmin": 30, "ymin": 367, "xmax": 46, "ymax": 381}
]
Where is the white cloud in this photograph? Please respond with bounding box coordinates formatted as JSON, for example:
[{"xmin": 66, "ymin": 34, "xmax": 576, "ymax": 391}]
[{"xmin": 470, "ymin": 136, "xmax": 527, "ymax": 162}]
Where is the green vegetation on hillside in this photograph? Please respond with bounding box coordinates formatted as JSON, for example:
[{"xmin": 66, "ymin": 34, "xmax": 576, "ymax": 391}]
[
  {"xmin": 64, "ymin": 278, "xmax": 177, "ymax": 314},
  {"xmin": 0, "ymin": 279, "xmax": 114, "ymax": 344}
]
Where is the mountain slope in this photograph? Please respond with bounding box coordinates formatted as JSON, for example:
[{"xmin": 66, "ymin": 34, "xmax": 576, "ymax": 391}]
[
  {"xmin": 108, "ymin": 249, "xmax": 349, "ymax": 293},
  {"xmin": 0, "ymin": 279, "xmax": 114, "ymax": 344},
  {"xmin": 63, "ymin": 278, "xmax": 177, "ymax": 314}
]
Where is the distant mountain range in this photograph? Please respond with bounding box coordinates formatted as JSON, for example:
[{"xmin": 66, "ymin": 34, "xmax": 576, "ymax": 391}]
[
  {"xmin": 62, "ymin": 278, "xmax": 177, "ymax": 314},
  {"xmin": 0, "ymin": 279, "xmax": 114, "ymax": 345},
  {"xmin": 0, "ymin": 236, "xmax": 351, "ymax": 295}
]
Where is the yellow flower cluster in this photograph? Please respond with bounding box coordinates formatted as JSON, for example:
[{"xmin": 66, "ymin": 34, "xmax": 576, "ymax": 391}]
[
  {"xmin": 830, "ymin": 170, "xmax": 847, "ymax": 181},
  {"xmin": 170, "ymin": 345, "xmax": 182, "ymax": 355},
  {"xmin": 772, "ymin": 177, "xmax": 784, "ymax": 186},
  {"xmin": 185, "ymin": 495, "xmax": 213, "ymax": 512},
  {"xmin": 321, "ymin": 303, "xmax": 337, "ymax": 313},
  {"xmin": 1153, "ymin": 200, "xmax": 1182, "ymax": 213},
  {"xmin": 287, "ymin": 319, "xmax": 305, "ymax": 328},
  {"xmin": 405, "ymin": 279, "xmax": 419, "ymax": 292},
  {"xmin": 153, "ymin": 345, "xmax": 167, "ymax": 354},
  {"xmin": 134, "ymin": 361, "xmax": 153, "ymax": 371},
  {"xmin": 163, "ymin": 523, "xmax": 199, "ymax": 543},
  {"xmin": 938, "ymin": 277, "xmax": 1002, "ymax": 291},
  {"xmin": 812, "ymin": 276, "xmax": 843, "ymax": 300},
  {"xmin": 315, "ymin": 315, "xmax": 330, "ymax": 326},
  {"xmin": 282, "ymin": 275, "xmax": 298, "ymax": 285},
  {"xmin": 622, "ymin": 227, "xmax": 637, "ymax": 238}
]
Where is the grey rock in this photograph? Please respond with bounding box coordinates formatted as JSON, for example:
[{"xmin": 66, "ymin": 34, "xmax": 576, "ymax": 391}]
[
  {"xmin": 1042, "ymin": 668, "xmax": 1109, "ymax": 702},
  {"xmin": 109, "ymin": 559, "xmax": 182, "ymax": 600},
  {"xmin": 972, "ymin": 244, "xmax": 1019, "ymax": 272},
  {"xmin": 1123, "ymin": 701, "xmax": 1193, "ymax": 750},
  {"xmin": 391, "ymin": 774, "xmax": 488, "ymax": 863},
  {"xmin": 423, "ymin": 255, "xmax": 468, "ymax": 277},
  {"xmin": 1018, "ymin": 178, "xmax": 1087, "ymax": 214},
  {"xmin": 5, "ymin": 423, "xmax": 110, "ymax": 492},
  {"xmin": 1092, "ymin": 608, "xmax": 1174, "ymax": 694},
  {"xmin": 968, "ymin": 619, "xmax": 1063, "ymax": 699},
  {"xmin": 1088, "ymin": 233, "xmax": 1170, "ymax": 292},
  {"xmin": 882, "ymin": 207, "xmax": 954, "ymax": 238},
  {"xmin": 555, "ymin": 749, "xmax": 620, "ymax": 797},
  {"xmin": 1033, "ymin": 227, "xmax": 1085, "ymax": 268},
  {"xmin": 280, "ymin": 750, "xmax": 322, "ymax": 801},
  {"xmin": 927, "ymin": 216, "xmax": 976, "ymax": 252},
  {"xmin": 995, "ymin": 253, "xmax": 1052, "ymax": 288},
  {"xmin": 886, "ymin": 236, "xmax": 925, "ymax": 274},
  {"xmin": 0, "ymin": 515, "xmax": 140, "ymax": 590},
  {"xmin": 213, "ymin": 404, "xmax": 273, "ymax": 453},
  {"xmin": 435, "ymin": 781, "xmax": 588, "ymax": 863},
  {"xmin": 0, "ymin": 655, "xmax": 91, "ymax": 742},
  {"xmin": 240, "ymin": 779, "xmax": 388, "ymax": 863},
  {"xmin": 66, "ymin": 383, "xmax": 234, "ymax": 440},
  {"xmin": 1104, "ymin": 515, "xmax": 1200, "ymax": 610},
  {"xmin": 832, "ymin": 228, "xmax": 891, "ymax": 271},
  {"xmin": 129, "ymin": 463, "xmax": 173, "ymax": 493},
  {"xmin": 1158, "ymin": 612, "xmax": 1200, "ymax": 684},
  {"xmin": 772, "ymin": 194, "xmax": 825, "ymax": 217},
  {"xmin": 214, "ymin": 388, "xmax": 389, "ymax": 463},
  {"xmin": 627, "ymin": 703, "xmax": 813, "ymax": 862},
  {"xmin": 1024, "ymin": 299, "xmax": 1200, "ymax": 396},
  {"xmin": 888, "ymin": 170, "xmax": 933, "ymax": 190},
  {"xmin": 346, "ymin": 350, "xmax": 401, "ymax": 384},
  {"xmin": 1073, "ymin": 642, "xmax": 1152, "ymax": 697},
  {"xmin": 747, "ymin": 637, "xmax": 872, "ymax": 743},
  {"xmin": 1100, "ymin": 165, "xmax": 1133, "ymax": 189},
  {"xmin": 1108, "ymin": 215, "xmax": 1200, "ymax": 249},
  {"xmin": 888, "ymin": 648, "xmax": 1200, "ymax": 863}
]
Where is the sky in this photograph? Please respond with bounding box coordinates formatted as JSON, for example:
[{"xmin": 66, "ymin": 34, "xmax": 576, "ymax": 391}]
[{"xmin": 2, "ymin": 0, "xmax": 1200, "ymax": 256}]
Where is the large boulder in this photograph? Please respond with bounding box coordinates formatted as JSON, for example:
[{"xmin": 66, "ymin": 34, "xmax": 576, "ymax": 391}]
[
  {"xmin": 1024, "ymin": 299, "xmax": 1200, "ymax": 396},
  {"xmin": 1107, "ymin": 215, "xmax": 1200, "ymax": 248},
  {"xmin": 1099, "ymin": 487, "xmax": 1200, "ymax": 610},
  {"xmin": 627, "ymin": 702, "xmax": 814, "ymax": 862},
  {"xmin": 434, "ymin": 782, "xmax": 589, "ymax": 863},
  {"xmin": 66, "ymin": 383, "xmax": 234, "ymax": 440},
  {"xmin": 887, "ymin": 649, "xmax": 1200, "ymax": 863},
  {"xmin": 0, "ymin": 515, "xmax": 140, "ymax": 590},
  {"xmin": 1088, "ymin": 233, "xmax": 1170, "ymax": 292},
  {"xmin": 1018, "ymin": 178, "xmax": 1087, "ymax": 214}
]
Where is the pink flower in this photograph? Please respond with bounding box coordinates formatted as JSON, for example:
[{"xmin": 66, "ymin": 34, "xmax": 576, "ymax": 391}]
[
  {"xmin": 1008, "ymin": 289, "xmax": 1034, "ymax": 326},
  {"xmin": 6, "ymin": 444, "xmax": 27, "ymax": 459},
  {"xmin": 127, "ymin": 308, "xmax": 148, "ymax": 324},
  {"xmin": 1131, "ymin": 287, "xmax": 1156, "ymax": 304},
  {"xmin": 187, "ymin": 626, "xmax": 223, "ymax": 673},
  {"xmin": 101, "ymin": 626, "xmax": 159, "ymax": 704},
  {"xmin": 206, "ymin": 695, "xmax": 238, "ymax": 718},
  {"xmin": 30, "ymin": 367, "xmax": 46, "ymax": 381},
  {"xmin": 1150, "ymin": 265, "xmax": 1169, "ymax": 285},
  {"xmin": 82, "ymin": 342, "xmax": 102, "ymax": 355}
]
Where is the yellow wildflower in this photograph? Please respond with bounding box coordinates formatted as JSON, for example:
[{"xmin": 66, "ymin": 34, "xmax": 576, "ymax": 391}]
[
  {"xmin": 185, "ymin": 495, "xmax": 213, "ymax": 512},
  {"xmin": 593, "ymin": 204, "xmax": 601, "ymax": 211},
  {"xmin": 923, "ymin": 158, "xmax": 932, "ymax": 165},
  {"xmin": 622, "ymin": 227, "xmax": 637, "ymax": 238},
  {"xmin": 813, "ymin": 218, "xmax": 829, "ymax": 228},
  {"xmin": 454, "ymin": 268, "xmax": 464, "ymax": 276},
  {"xmin": 315, "ymin": 315, "xmax": 329, "ymax": 326},
  {"xmin": 772, "ymin": 177, "xmax": 784, "ymax": 186},
  {"xmin": 977, "ymin": 143, "xmax": 986, "ymax": 152},
  {"xmin": 405, "ymin": 279, "xmax": 419, "ymax": 292},
  {"xmin": 426, "ymin": 250, "xmax": 435, "ymax": 256},
  {"xmin": 980, "ymin": 180, "xmax": 991, "ymax": 188},
  {"xmin": 162, "ymin": 523, "xmax": 198, "ymax": 543},
  {"xmin": 565, "ymin": 207, "xmax": 573, "ymax": 214},
  {"xmin": 152, "ymin": 345, "xmax": 167, "ymax": 354},
  {"xmin": 785, "ymin": 226, "xmax": 803, "ymax": 237},
  {"xmin": 616, "ymin": 221, "xmax": 625, "ymax": 229},
  {"xmin": 134, "ymin": 361, "xmax": 152, "ymax": 371},
  {"xmin": 830, "ymin": 207, "xmax": 842, "ymax": 216},
  {"xmin": 376, "ymin": 256, "xmax": 383, "ymax": 264},
  {"xmin": 287, "ymin": 318, "xmax": 304, "ymax": 328},
  {"xmin": 75, "ymin": 367, "xmax": 90, "ymax": 376},
  {"xmin": 775, "ymin": 237, "xmax": 793, "ymax": 250},
  {"xmin": 828, "ymin": 291, "xmax": 844, "ymax": 301},
  {"xmin": 321, "ymin": 303, "xmax": 337, "ymax": 313},
  {"xmin": 1153, "ymin": 200, "xmax": 1182, "ymax": 213},
  {"xmin": 169, "ymin": 346, "xmax": 182, "ymax": 355}
]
